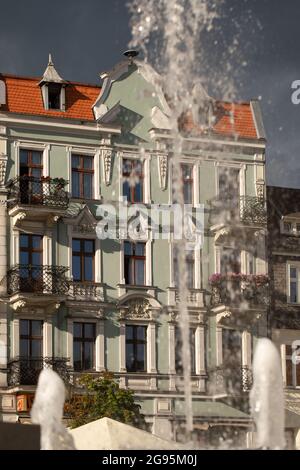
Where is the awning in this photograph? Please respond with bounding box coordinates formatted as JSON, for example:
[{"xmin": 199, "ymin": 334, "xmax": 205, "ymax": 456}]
[
  {"xmin": 68, "ymin": 417, "xmax": 182, "ymax": 450},
  {"xmin": 175, "ymin": 400, "xmax": 250, "ymax": 423}
]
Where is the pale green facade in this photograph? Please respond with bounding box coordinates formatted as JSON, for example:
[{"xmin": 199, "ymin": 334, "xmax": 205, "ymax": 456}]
[{"xmin": 0, "ymin": 58, "xmax": 267, "ymax": 444}]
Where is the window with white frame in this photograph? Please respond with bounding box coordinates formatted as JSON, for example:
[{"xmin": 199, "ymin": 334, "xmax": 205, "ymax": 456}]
[
  {"xmin": 288, "ymin": 264, "xmax": 300, "ymax": 303},
  {"xmin": 220, "ymin": 246, "xmax": 241, "ymax": 274},
  {"xmin": 126, "ymin": 325, "xmax": 147, "ymax": 372},
  {"xmin": 73, "ymin": 322, "xmax": 96, "ymax": 371},
  {"xmin": 281, "ymin": 220, "xmax": 300, "ymax": 236},
  {"xmin": 285, "ymin": 344, "xmax": 300, "ymax": 387},
  {"xmin": 72, "ymin": 238, "xmax": 95, "ymax": 282},
  {"xmin": 175, "ymin": 326, "xmax": 196, "ymax": 374},
  {"xmin": 20, "ymin": 319, "xmax": 43, "ymax": 358},
  {"xmin": 181, "ymin": 164, "xmax": 194, "ymax": 205},
  {"xmin": 218, "ymin": 167, "xmax": 240, "ymax": 197},
  {"xmin": 247, "ymin": 252, "xmax": 256, "ymax": 275},
  {"xmin": 122, "ymin": 158, "xmax": 144, "ymax": 203},
  {"xmin": 173, "ymin": 246, "xmax": 195, "ymax": 289},
  {"xmin": 71, "ymin": 154, "xmax": 94, "ymax": 199},
  {"xmin": 124, "ymin": 241, "xmax": 146, "ymax": 286}
]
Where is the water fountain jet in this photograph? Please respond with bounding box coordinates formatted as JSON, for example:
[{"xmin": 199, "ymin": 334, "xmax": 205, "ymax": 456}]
[
  {"xmin": 250, "ymin": 338, "xmax": 285, "ymax": 449},
  {"xmin": 31, "ymin": 369, "xmax": 75, "ymax": 450}
]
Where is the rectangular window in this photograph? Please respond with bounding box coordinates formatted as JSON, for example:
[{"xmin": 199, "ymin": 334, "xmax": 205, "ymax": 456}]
[
  {"xmin": 124, "ymin": 241, "xmax": 146, "ymax": 286},
  {"xmin": 221, "ymin": 247, "xmax": 241, "ymax": 274},
  {"xmin": 20, "ymin": 319, "xmax": 43, "ymax": 358},
  {"xmin": 20, "ymin": 149, "xmax": 43, "ymax": 178},
  {"xmin": 218, "ymin": 167, "xmax": 240, "ymax": 197},
  {"xmin": 122, "ymin": 159, "xmax": 143, "ymax": 203},
  {"xmin": 181, "ymin": 164, "xmax": 194, "ymax": 204},
  {"xmin": 288, "ymin": 265, "xmax": 300, "ymax": 304},
  {"xmin": 48, "ymin": 83, "xmax": 61, "ymax": 110},
  {"xmin": 173, "ymin": 248, "xmax": 195, "ymax": 289},
  {"xmin": 175, "ymin": 327, "xmax": 196, "ymax": 374},
  {"xmin": 222, "ymin": 329, "xmax": 242, "ymax": 367},
  {"xmin": 72, "ymin": 239, "xmax": 95, "ymax": 282},
  {"xmin": 281, "ymin": 221, "xmax": 300, "ymax": 236},
  {"xmin": 19, "ymin": 149, "xmax": 43, "ymax": 204},
  {"xmin": 283, "ymin": 222, "xmax": 293, "ymax": 234},
  {"xmin": 73, "ymin": 322, "xmax": 96, "ymax": 371},
  {"xmin": 126, "ymin": 325, "xmax": 147, "ymax": 372},
  {"xmin": 71, "ymin": 155, "xmax": 94, "ymax": 199},
  {"xmin": 247, "ymin": 253, "xmax": 256, "ymax": 275},
  {"xmin": 19, "ymin": 234, "xmax": 43, "ymax": 292},
  {"xmin": 285, "ymin": 345, "xmax": 300, "ymax": 388}
]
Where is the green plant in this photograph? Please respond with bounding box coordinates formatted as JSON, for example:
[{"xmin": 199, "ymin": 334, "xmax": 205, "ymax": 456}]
[
  {"xmin": 52, "ymin": 177, "xmax": 67, "ymax": 186},
  {"xmin": 64, "ymin": 372, "xmax": 147, "ymax": 430}
]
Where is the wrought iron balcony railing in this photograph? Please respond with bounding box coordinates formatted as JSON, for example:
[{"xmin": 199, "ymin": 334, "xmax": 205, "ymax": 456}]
[
  {"xmin": 210, "ymin": 195, "xmax": 267, "ymax": 226},
  {"xmin": 7, "ymin": 265, "xmax": 69, "ymax": 296},
  {"xmin": 7, "ymin": 176, "xmax": 69, "ymax": 210},
  {"xmin": 208, "ymin": 366, "xmax": 253, "ymax": 395},
  {"xmin": 7, "ymin": 357, "xmax": 70, "ymax": 386},
  {"xmin": 210, "ymin": 274, "xmax": 269, "ymax": 307}
]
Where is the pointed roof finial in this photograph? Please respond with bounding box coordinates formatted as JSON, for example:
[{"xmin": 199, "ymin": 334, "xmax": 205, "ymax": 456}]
[{"xmin": 38, "ymin": 53, "xmax": 66, "ymax": 86}]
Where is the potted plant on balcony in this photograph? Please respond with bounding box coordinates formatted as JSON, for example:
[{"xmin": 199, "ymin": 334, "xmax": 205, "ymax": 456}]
[
  {"xmin": 209, "ymin": 273, "xmax": 269, "ymax": 306},
  {"xmin": 52, "ymin": 178, "xmax": 67, "ymax": 199}
]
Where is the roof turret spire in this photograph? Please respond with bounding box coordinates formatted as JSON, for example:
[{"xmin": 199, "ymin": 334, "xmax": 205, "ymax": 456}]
[{"xmin": 38, "ymin": 53, "xmax": 66, "ymax": 86}]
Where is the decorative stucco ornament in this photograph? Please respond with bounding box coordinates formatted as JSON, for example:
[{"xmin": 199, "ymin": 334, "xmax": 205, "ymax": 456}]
[
  {"xmin": 102, "ymin": 148, "xmax": 113, "ymax": 186},
  {"xmin": 158, "ymin": 154, "xmax": 168, "ymax": 190},
  {"xmin": 0, "ymin": 154, "xmax": 7, "ymax": 187}
]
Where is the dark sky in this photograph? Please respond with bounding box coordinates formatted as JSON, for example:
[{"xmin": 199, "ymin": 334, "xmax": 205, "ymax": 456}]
[{"xmin": 0, "ymin": 0, "xmax": 299, "ymax": 188}]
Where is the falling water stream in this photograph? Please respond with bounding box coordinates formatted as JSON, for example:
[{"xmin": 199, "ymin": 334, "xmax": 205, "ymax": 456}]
[
  {"xmin": 128, "ymin": 0, "xmax": 228, "ymax": 440},
  {"xmin": 250, "ymin": 338, "xmax": 285, "ymax": 449}
]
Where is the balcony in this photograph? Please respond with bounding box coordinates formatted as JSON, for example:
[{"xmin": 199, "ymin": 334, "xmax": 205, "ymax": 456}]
[
  {"xmin": 6, "ymin": 265, "xmax": 69, "ymax": 310},
  {"xmin": 7, "ymin": 176, "xmax": 69, "ymax": 224},
  {"xmin": 7, "ymin": 357, "xmax": 70, "ymax": 387},
  {"xmin": 208, "ymin": 366, "xmax": 253, "ymax": 395},
  {"xmin": 210, "ymin": 274, "xmax": 269, "ymax": 308},
  {"xmin": 167, "ymin": 287, "xmax": 204, "ymax": 308},
  {"xmin": 210, "ymin": 195, "xmax": 267, "ymax": 230},
  {"xmin": 67, "ymin": 281, "xmax": 105, "ymax": 302}
]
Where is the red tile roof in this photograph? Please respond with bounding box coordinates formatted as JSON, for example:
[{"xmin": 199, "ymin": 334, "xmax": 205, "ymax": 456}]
[
  {"xmin": 0, "ymin": 75, "xmax": 259, "ymax": 140},
  {"xmin": 0, "ymin": 75, "xmax": 100, "ymax": 121},
  {"xmin": 181, "ymin": 101, "xmax": 259, "ymax": 140}
]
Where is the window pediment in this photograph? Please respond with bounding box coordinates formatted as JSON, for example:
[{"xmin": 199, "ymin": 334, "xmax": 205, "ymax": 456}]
[{"xmin": 120, "ymin": 299, "xmax": 151, "ymax": 320}]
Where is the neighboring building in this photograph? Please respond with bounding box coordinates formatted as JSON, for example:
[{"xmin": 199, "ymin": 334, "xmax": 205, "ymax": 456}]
[
  {"xmin": 268, "ymin": 186, "xmax": 300, "ymax": 447},
  {"xmin": 0, "ymin": 52, "xmax": 268, "ymax": 446}
]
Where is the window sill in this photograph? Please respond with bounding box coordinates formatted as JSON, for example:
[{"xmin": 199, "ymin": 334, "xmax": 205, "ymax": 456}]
[
  {"xmin": 70, "ymin": 196, "xmax": 100, "ymax": 204},
  {"xmin": 46, "ymin": 108, "xmax": 65, "ymax": 113},
  {"xmin": 123, "ymin": 370, "xmax": 147, "ymax": 374},
  {"xmin": 117, "ymin": 284, "xmax": 157, "ymax": 297}
]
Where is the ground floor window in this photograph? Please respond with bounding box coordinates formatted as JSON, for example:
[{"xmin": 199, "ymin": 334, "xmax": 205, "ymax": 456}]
[
  {"xmin": 285, "ymin": 344, "xmax": 300, "ymax": 387},
  {"xmin": 73, "ymin": 322, "xmax": 96, "ymax": 371},
  {"xmin": 20, "ymin": 319, "xmax": 43, "ymax": 358},
  {"xmin": 288, "ymin": 265, "xmax": 300, "ymax": 304}
]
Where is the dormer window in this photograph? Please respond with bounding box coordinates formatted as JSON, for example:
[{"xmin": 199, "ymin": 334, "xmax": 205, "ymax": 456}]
[
  {"xmin": 0, "ymin": 79, "xmax": 6, "ymax": 107},
  {"xmin": 48, "ymin": 83, "xmax": 62, "ymax": 110},
  {"xmin": 39, "ymin": 54, "xmax": 67, "ymax": 111}
]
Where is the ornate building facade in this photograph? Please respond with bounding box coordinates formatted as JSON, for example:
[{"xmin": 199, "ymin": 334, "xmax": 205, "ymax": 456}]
[
  {"xmin": 0, "ymin": 53, "xmax": 268, "ymax": 445},
  {"xmin": 268, "ymin": 186, "xmax": 300, "ymax": 447}
]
